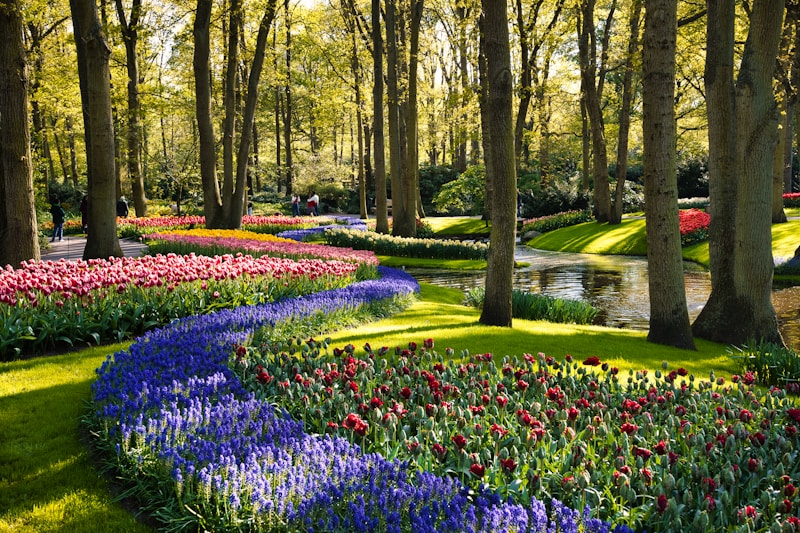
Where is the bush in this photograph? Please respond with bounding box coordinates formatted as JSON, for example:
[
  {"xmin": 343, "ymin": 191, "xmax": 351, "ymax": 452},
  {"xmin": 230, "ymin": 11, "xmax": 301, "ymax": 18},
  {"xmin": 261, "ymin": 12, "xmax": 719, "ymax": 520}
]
[
  {"xmin": 520, "ymin": 178, "xmax": 590, "ymax": 218},
  {"xmin": 419, "ymin": 165, "xmax": 459, "ymax": 213},
  {"xmin": 464, "ymin": 286, "xmax": 600, "ymax": 325},
  {"xmin": 677, "ymin": 153, "xmax": 709, "ymax": 198},
  {"xmin": 520, "ymin": 210, "xmax": 593, "ymax": 234},
  {"xmin": 432, "ymin": 165, "xmax": 485, "ymax": 215}
]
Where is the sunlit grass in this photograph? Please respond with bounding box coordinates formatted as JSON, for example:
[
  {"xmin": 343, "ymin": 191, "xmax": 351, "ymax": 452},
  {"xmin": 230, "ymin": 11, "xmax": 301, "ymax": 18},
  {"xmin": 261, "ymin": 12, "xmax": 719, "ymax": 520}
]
[
  {"xmin": 425, "ymin": 216, "xmax": 490, "ymax": 236},
  {"xmin": 378, "ymin": 256, "xmax": 487, "ymax": 270},
  {"xmin": 527, "ymin": 217, "xmax": 648, "ymax": 255},
  {"xmin": 327, "ymin": 283, "xmax": 736, "ymax": 378},
  {"xmin": 0, "ymin": 344, "xmax": 150, "ymax": 533}
]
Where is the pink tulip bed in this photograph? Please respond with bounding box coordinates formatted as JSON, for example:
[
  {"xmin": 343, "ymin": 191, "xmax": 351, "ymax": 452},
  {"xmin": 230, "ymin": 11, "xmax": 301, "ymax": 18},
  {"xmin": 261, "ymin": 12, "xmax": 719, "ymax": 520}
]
[
  {"xmin": 235, "ymin": 340, "xmax": 800, "ymax": 532},
  {"xmin": 0, "ymin": 253, "xmax": 367, "ymax": 359},
  {"xmin": 678, "ymin": 208, "xmax": 710, "ymax": 246},
  {"xmin": 143, "ymin": 228, "xmax": 379, "ymax": 271}
]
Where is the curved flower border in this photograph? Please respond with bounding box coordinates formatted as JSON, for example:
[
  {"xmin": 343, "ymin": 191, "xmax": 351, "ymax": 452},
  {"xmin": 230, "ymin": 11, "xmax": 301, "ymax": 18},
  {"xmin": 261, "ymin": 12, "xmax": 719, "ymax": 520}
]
[{"xmin": 91, "ymin": 267, "xmax": 619, "ymax": 532}]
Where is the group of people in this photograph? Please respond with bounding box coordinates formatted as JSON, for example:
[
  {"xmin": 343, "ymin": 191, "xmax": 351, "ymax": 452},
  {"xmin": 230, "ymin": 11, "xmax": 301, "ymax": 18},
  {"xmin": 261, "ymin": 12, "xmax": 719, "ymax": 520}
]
[
  {"xmin": 49, "ymin": 194, "xmax": 129, "ymax": 242},
  {"xmin": 292, "ymin": 191, "xmax": 319, "ymax": 216}
]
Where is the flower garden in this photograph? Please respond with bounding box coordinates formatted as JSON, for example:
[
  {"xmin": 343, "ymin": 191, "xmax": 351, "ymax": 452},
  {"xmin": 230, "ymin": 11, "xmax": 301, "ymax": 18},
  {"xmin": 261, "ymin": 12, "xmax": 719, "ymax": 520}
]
[{"xmin": 6, "ymin": 214, "xmax": 800, "ymax": 531}]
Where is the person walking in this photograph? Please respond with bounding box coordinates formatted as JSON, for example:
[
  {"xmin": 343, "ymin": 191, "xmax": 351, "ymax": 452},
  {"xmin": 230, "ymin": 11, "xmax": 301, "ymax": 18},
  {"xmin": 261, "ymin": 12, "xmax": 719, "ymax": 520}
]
[
  {"xmin": 79, "ymin": 195, "xmax": 88, "ymax": 233},
  {"xmin": 308, "ymin": 191, "xmax": 320, "ymax": 216},
  {"xmin": 50, "ymin": 199, "xmax": 66, "ymax": 242},
  {"xmin": 291, "ymin": 193, "xmax": 300, "ymax": 216},
  {"xmin": 116, "ymin": 196, "xmax": 129, "ymax": 218}
]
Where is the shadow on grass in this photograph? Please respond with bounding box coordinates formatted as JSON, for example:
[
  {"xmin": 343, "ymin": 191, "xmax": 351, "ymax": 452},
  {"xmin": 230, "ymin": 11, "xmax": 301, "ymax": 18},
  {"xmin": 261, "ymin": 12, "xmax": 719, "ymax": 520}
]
[{"xmin": 0, "ymin": 356, "xmax": 149, "ymax": 532}]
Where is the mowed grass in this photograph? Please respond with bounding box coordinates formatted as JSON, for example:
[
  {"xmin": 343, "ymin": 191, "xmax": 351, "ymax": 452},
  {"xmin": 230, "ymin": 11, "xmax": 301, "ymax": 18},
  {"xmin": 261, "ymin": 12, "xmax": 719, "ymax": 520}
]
[
  {"xmin": 526, "ymin": 215, "xmax": 800, "ymax": 270},
  {"xmin": 426, "ymin": 216, "xmax": 491, "ymax": 236},
  {"xmin": 0, "ymin": 344, "xmax": 151, "ymax": 533},
  {"xmin": 327, "ymin": 283, "xmax": 736, "ymax": 379}
]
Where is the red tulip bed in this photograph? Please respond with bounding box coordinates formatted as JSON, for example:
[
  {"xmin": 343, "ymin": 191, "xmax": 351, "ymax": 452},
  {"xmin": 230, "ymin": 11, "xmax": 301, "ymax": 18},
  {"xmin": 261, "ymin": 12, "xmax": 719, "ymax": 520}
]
[
  {"xmin": 784, "ymin": 192, "xmax": 800, "ymax": 207},
  {"xmin": 234, "ymin": 340, "xmax": 800, "ymax": 532},
  {"xmin": 678, "ymin": 209, "xmax": 710, "ymax": 246},
  {"xmin": 0, "ymin": 253, "xmax": 366, "ymax": 359}
]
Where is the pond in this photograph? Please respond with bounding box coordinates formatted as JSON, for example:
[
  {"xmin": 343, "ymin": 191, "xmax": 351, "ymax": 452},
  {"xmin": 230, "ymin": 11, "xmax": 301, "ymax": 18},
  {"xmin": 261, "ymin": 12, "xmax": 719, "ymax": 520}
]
[{"xmin": 408, "ymin": 247, "xmax": 800, "ymax": 351}]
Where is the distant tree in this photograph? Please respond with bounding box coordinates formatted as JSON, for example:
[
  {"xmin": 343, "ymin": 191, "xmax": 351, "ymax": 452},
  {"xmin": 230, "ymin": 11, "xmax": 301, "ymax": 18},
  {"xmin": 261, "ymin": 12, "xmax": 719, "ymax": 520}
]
[
  {"xmin": 479, "ymin": 0, "xmax": 516, "ymax": 328},
  {"xmin": 641, "ymin": 0, "xmax": 694, "ymax": 349},
  {"xmin": 0, "ymin": 0, "xmax": 40, "ymax": 265},
  {"xmin": 70, "ymin": 0, "xmax": 122, "ymax": 259},
  {"xmin": 373, "ymin": 0, "xmax": 389, "ymax": 233}
]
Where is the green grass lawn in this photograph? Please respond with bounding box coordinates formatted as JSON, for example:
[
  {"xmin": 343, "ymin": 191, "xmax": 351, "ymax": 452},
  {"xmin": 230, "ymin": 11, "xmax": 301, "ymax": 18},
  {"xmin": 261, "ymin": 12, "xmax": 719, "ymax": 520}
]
[
  {"xmin": 0, "ymin": 344, "xmax": 151, "ymax": 533},
  {"xmin": 527, "ymin": 215, "xmax": 800, "ymax": 271},
  {"xmin": 426, "ymin": 216, "xmax": 491, "ymax": 236}
]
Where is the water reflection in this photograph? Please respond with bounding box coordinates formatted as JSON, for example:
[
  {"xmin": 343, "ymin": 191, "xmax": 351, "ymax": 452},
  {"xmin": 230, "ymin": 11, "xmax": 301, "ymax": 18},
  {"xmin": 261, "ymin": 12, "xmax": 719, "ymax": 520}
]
[{"xmin": 408, "ymin": 247, "xmax": 799, "ymax": 350}]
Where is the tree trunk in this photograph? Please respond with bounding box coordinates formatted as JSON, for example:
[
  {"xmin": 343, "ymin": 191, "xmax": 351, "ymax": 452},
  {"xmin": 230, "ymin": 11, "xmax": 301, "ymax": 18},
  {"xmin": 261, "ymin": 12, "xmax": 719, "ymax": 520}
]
[
  {"xmin": 229, "ymin": 0, "xmax": 278, "ymax": 227},
  {"xmin": 479, "ymin": 11, "xmax": 493, "ymax": 224},
  {"xmin": 610, "ymin": 0, "xmax": 641, "ymax": 225},
  {"xmin": 115, "ymin": 0, "xmax": 147, "ymax": 217},
  {"xmin": 693, "ymin": 0, "xmax": 784, "ymax": 346},
  {"xmin": 193, "ymin": 0, "xmax": 223, "ymax": 227},
  {"xmin": 578, "ymin": 0, "xmax": 614, "ymax": 222},
  {"xmin": 641, "ymin": 0, "xmax": 694, "ymax": 349},
  {"xmin": 479, "ymin": 0, "xmax": 516, "ymax": 328},
  {"xmin": 772, "ymin": 99, "xmax": 789, "ymax": 223},
  {"xmin": 0, "ymin": 0, "xmax": 40, "ymax": 265},
  {"xmin": 66, "ymin": 115, "xmax": 79, "ymax": 186},
  {"xmin": 385, "ymin": 0, "xmax": 404, "ymax": 230},
  {"xmin": 373, "ymin": 0, "xmax": 389, "ymax": 233},
  {"xmin": 70, "ymin": 0, "xmax": 122, "ymax": 259},
  {"xmin": 283, "ymin": 0, "xmax": 294, "ymax": 196}
]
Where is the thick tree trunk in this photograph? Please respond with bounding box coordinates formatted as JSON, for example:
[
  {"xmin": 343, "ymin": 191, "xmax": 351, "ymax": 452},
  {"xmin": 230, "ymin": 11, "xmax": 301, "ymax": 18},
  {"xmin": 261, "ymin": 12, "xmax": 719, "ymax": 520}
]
[
  {"xmin": 641, "ymin": 0, "xmax": 694, "ymax": 349},
  {"xmin": 193, "ymin": 0, "xmax": 223, "ymax": 227},
  {"xmin": 771, "ymin": 101, "xmax": 788, "ymax": 223},
  {"xmin": 0, "ymin": 0, "xmax": 40, "ymax": 265},
  {"xmin": 70, "ymin": 0, "xmax": 122, "ymax": 259},
  {"xmin": 479, "ymin": 0, "xmax": 516, "ymax": 328},
  {"xmin": 693, "ymin": 0, "xmax": 784, "ymax": 346},
  {"xmin": 479, "ymin": 12, "xmax": 493, "ymax": 224}
]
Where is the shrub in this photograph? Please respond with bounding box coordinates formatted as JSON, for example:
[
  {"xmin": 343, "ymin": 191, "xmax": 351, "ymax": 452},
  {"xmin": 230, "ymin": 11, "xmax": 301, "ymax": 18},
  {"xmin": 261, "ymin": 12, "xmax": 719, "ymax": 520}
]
[
  {"xmin": 464, "ymin": 286, "xmax": 600, "ymax": 325},
  {"xmin": 520, "ymin": 179, "xmax": 591, "ymax": 219},
  {"xmin": 432, "ymin": 165, "xmax": 485, "ymax": 215},
  {"xmin": 521, "ymin": 210, "xmax": 593, "ymax": 234},
  {"xmin": 678, "ymin": 197, "xmax": 710, "ymax": 209}
]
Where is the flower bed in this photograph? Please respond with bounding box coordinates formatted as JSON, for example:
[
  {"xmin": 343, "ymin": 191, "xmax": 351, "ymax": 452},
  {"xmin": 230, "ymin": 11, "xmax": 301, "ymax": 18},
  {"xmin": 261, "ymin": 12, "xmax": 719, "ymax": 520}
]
[
  {"xmin": 117, "ymin": 215, "xmax": 333, "ymax": 239},
  {"xmin": 237, "ymin": 342, "xmax": 800, "ymax": 532},
  {"xmin": 323, "ymin": 227, "xmax": 489, "ymax": 260},
  {"xmin": 679, "ymin": 208, "xmax": 710, "ymax": 246},
  {"xmin": 144, "ymin": 228, "xmax": 379, "ymax": 267},
  {"xmin": 521, "ymin": 210, "xmax": 593, "ymax": 235},
  {"xmin": 0, "ymin": 253, "xmax": 359, "ymax": 359},
  {"xmin": 276, "ymin": 216, "xmax": 369, "ymax": 242},
  {"xmin": 89, "ymin": 268, "xmax": 630, "ymax": 532},
  {"xmin": 784, "ymin": 192, "xmax": 800, "ymax": 208}
]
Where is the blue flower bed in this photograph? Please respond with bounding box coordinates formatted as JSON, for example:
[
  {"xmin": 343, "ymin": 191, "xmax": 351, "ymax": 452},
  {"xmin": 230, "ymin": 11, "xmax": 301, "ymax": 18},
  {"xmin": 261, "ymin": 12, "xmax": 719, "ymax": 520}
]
[
  {"xmin": 91, "ymin": 266, "xmax": 625, "ymax": 532},
  {"xmin": 278, "ymin": 216, "xmax": 368, "ymax": 242}
]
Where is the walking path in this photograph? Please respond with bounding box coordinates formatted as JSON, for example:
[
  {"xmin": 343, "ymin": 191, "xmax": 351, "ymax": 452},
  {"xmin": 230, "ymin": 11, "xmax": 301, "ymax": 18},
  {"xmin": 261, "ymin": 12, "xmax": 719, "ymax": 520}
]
[{"xmin": 40, "ymin": 235, "xmax": 149, "ymax": 262}]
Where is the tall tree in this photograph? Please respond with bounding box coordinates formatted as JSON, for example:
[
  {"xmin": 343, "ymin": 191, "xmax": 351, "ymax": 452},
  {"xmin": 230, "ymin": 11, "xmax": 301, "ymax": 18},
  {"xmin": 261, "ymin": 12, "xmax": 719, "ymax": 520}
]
[
  {"xmin": 609, "ymin": 0, "xmax": 641, "ymax": 225},
  {"xmin": 641, "ymin": 0, "xmax": 694, "ymax": 349},
  {"xmin": 194, "ymin": 0, "xmax": 279, "ymax": 229},
  {"xmin": 577, "ymin": 0, "xmax": 615, "ymax": 223},
  {"xmin": 70, "ymin": 0, "xmax": 122, "ymax": 259},
  {"xmin": 0, "ymin": 0, "xmax": 40, "ymax": 265},
  {"xmin": 479, "ymin": 0, "xmax": 516, "ymax": 328},
  {"xmin": 114, "ymin": 0, "xmax": 148, "ymax": 216},
  {"xmin": 692, "ymin": 0, "xmax": 785, "ymax": 346},
  {"xmin": 373, "ymin": 0, "xmax": 389, "ymax": 233}
]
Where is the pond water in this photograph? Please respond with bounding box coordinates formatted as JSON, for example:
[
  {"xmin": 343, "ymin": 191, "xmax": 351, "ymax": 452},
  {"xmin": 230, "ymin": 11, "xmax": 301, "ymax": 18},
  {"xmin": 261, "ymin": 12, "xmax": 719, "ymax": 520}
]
[{"xmin": 407, "ymin": 247, "xmax": 800, "ymax": 351}]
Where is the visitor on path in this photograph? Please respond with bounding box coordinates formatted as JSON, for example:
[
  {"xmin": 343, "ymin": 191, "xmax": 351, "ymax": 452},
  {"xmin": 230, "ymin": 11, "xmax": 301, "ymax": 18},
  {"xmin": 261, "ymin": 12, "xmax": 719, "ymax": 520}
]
[
  {"xmin": 308, "ymin": 191, "xmax": 320, "ymax": 216},
  {"xmin": 247, "ymin": 201, "xmax": 253, "ymax": 216},
  {"xmin": 79, "ymin": 195, "xmax": 88, "ymax": 233},
  {"xmin": 291, "ymin": 193, "xmax": 301, "ymax": 216},
  {"xmin": 50, "ymin": 199, "xmax": 66, "ymax": 242},
  {"xmin": 116, "ymin": 196, "xmax": 129, "ymax": 218}
]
